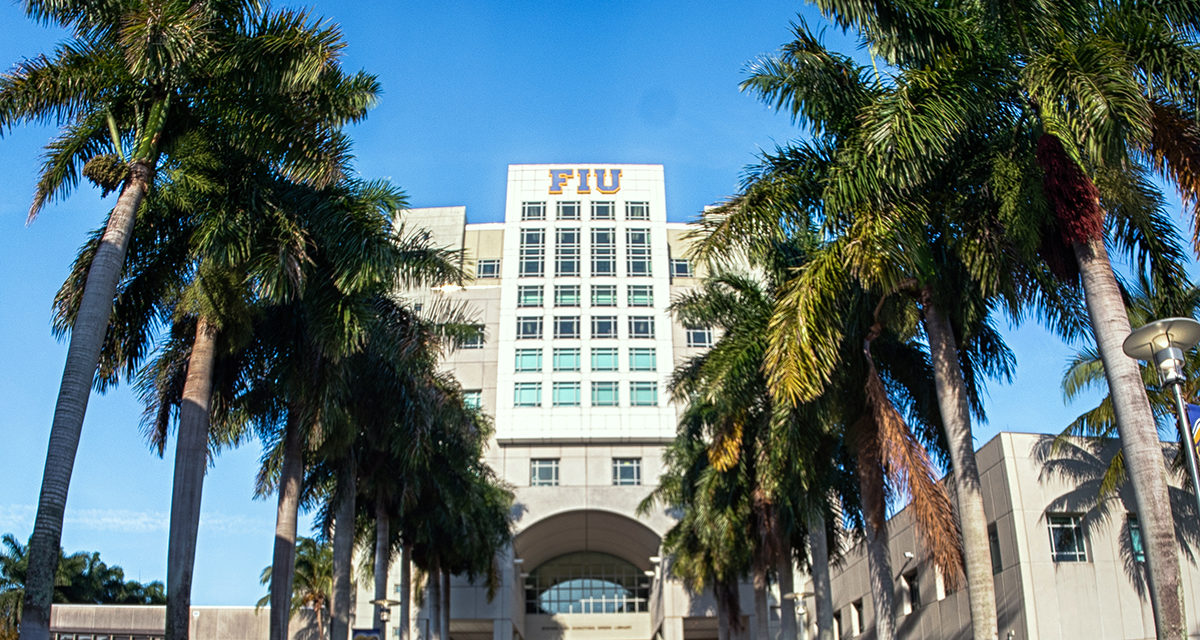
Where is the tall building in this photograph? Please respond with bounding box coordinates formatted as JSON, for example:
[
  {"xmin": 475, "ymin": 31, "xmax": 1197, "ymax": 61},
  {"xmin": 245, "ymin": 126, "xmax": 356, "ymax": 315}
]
[{"xmin": 351, "ymin": 164, "xmax": 752, "ymax": 640}]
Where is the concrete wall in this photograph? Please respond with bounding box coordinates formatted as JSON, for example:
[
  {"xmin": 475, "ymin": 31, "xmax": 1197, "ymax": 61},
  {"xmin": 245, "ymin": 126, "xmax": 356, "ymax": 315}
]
[{"xmin": 50, "ymin": 605, "xmax": 318, "ymax": 640}]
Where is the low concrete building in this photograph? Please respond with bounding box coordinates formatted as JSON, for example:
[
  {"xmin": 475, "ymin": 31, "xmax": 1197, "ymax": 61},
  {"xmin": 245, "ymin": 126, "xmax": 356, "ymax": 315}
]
[
  {"xmin": 48, "ymin": 604, "xmax": 318, "ymax": 640},
  {"xmin": 822, "ymin": 432, "xmax": 1200, "ymax": 640}
]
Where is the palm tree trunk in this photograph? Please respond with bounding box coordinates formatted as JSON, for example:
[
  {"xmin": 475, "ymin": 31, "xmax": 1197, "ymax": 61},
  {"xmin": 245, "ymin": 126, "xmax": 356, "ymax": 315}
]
[
  {"xmin": 776, "ymin": 541, "xmax": 796, "ymax": 640},
  {"xmin": 20, "ymin": 163, "xmax": 153, "ymax": 640},
  {"xmin": 429, "ymin": 560, "xmax": 442, "ymax": 640},
  {"xmin": 400, "ymin": 544, "xmax": 412, "ymax": 640},
  {"xmin": 717, "ymin": 589, "xmax": 730, "ymax": 640},
  {"xmin": 920, "ymin": 295, "xmax": 998, "ymax": 640},
  {"xmin": 1075, "ymin": 236, "xmax": 1185, "ymax": 639},
  {"xmin": 166, "ymin": 316, "xmax": 218, "ymax": 640},
  {"xmin": 331, "ymin": 456, "xmax": 357, "ymax": 640},
  {"xmin": 374, "ymin": 492, "xmax": 390, "ymax": 632},
  {"xmin": 270, "ymin": 411, "xmax": 305, "ymax": 640},
  {"xmin": 752, "ymin": 564, "xmax": 769, "ymax": 640},
  {"xmin": 807, "ymin": 512, "xmax": 833, "ymax": 640},
  {"xmin": 859, "ymin": 471, "xmax": 895, "ymax": 640},
  {"xmin": 440, "ymin": 569, "xmax": 450, "ymax": 640}
]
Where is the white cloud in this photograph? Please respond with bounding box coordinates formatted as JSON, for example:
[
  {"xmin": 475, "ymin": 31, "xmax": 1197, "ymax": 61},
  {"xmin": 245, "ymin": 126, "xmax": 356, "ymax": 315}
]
[{"xmin": 0, "ymin": 504, "xmax": 267, "ymax": 536}]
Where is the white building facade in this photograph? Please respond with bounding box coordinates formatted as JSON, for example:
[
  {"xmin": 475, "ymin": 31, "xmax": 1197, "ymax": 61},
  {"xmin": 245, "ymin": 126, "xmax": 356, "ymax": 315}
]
[{"xmin": 352, "ymin": 164, "xmax": 758, "ymax": 640}]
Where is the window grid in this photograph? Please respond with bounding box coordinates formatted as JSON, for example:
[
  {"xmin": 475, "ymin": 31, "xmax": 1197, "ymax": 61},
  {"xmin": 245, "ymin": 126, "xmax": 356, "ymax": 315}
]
[
  {"xmin": 530, "ymin": 458, "xmax": 559, "ymax": 486},
  {"xmin": 555, "ymin": 284, "xmax": 581, "ymax": 307},
  {"xmin": 515, "ymin": 348, "xmax": 542, "ymax": 372},
  {"xmin": 686, "ymin": 326, "xmax": 713, "ymax": 348},
  {"xmin": 463, "ymin": 390, "xmax": 482, "ymax": 410},
  {"xmin": 626, "ymin": 228, "xmax": 652, "ymax": 277},
  {"xmin": 592, "ymin": 381, "xmax": 619, "ymax": 406},
  {"xmin": 461, "ymin": 325, "xmax": 485, "ymax": 349},
  {"xmin": 514, "ymin": 382, "xmax": 542, "ymax": 407},
  {"xmin": 626, "ymin": 201, "xmax": 650, "ymax": 220},
  {"xmin": 519, "ymin": 228, "xmax": 545, "ymax": 277},
  {"xmin": 553, "ymin": 348, "xmax": 582, "ymax": 372},
  {"xmin": 517, "ymin": 317, "xmax": 543, "ymax": 340},
  {"xmin": 591, "ymin": 348, "xmax": 619, "ymax": 371},
  {"xmin": 553, "ymin": 381, "xmax": 582, "ymax": 407},
  {"xmin": 592, "ymin": 316, "xmax": 618, "ymax": 339},
  {"xmin": 554, "ymin": 316, "xmax": 581, "ymax": 339},
  {"xmin": 591, "ymin": 228, "xmax": 617, "ymax": 276},
  {"xmin": 1129, "ymin": 515, "xmax": 1145, "ymax": 563},
  {"xmin": 629, "ymin": 348, "xmax": 656, "ymax": 371},
  {"xmin": 627, "ymin": 285, "xmax": 654, "ymax": 307},
  {"xmin": 1048, "ymin": 514, "xmax": 1087, "ymax": 562},
  {"xmin": 475, "ymin": 259, "xmax": 500, "ymax": 279},
  {"xmin": 591, "ymin": 201, "xmax": 615, "ymax": 220},
  {"xmin": 591, "ymin": 285, "xmax": 617, "ymax": 307},
  {"xmin": 522, "ymin": 201, "xmax": 546, "ymax": 221},
  {"xmin": 670, "ymin": 258, "xmax": 693, "ymax": 278},
  {"xmin": 556, "ymin": 228, "xmax": 581, "ymax": 277},
  {"xmin": 557, "ymin": 201, "xmax": 581, "ymax": 220},
  {"xmin": 518, "ymin": 285, "xmax": 544, "ymax": 308},
  {"xmin": 630, "ymin": 381, "xmax": 658, "ymax": 406},
  {"xmin": 612, "ymin": 458, "xmax": 641, "ymax": 485},
  {"xmin": 629, "ymin": 316, "xmax": 655, "ymax": 339}
]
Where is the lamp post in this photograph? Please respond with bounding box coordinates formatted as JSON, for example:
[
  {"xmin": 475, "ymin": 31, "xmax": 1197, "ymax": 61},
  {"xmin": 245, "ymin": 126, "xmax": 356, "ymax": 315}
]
[
  {"xmin": 370, "ymin": 598, "xmax": 403, "ymax": 640},
  {"xmin": 1123, "ymin": 317, "xmax": 1200, "ymax": 516}
]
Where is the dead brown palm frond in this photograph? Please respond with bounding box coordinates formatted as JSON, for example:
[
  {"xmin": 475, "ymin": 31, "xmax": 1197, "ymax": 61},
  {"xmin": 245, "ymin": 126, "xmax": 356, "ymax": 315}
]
[
  {"xmin": 1145, "ymin": 101, "xmax": 1200, "ymax": 252},
  {"xmin": 861, "ymin": 322, "xmax": 965, "ymax": 589}
]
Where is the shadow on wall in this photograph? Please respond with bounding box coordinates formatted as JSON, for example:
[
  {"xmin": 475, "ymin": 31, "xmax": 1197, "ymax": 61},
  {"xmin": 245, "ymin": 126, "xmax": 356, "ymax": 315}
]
[{"xmin": 1032, "ymin": 434, "xmax": 1200, "ymax": 598}]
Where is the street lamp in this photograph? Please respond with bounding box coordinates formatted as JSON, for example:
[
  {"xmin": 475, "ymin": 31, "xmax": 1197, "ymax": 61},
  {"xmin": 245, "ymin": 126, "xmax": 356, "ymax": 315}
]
[
  {"xmin": 370, "ymin": 598, "xmax": 403, "ymax": 640},
  {"xmin": 1123, "ymin": 317, "xmax": 1200, "ymax": 515}
]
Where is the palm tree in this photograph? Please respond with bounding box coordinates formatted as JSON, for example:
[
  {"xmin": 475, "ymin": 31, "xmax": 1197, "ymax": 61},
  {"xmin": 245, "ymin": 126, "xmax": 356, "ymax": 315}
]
[
  {"xmin": 259, "ymin": 537, "xmax": 334, "ymax": 640},
  {"xmin": 3, "ymin": 3, "xmax": 379, "ymax": 636},
  {"xmin": 795, "ymin": 3, "xmax": 1200, "ymax": 636}
]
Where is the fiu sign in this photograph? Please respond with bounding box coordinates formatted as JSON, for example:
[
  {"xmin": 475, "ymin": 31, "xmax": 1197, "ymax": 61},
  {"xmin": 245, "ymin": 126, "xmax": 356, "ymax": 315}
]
[{"xmin": 548, "ymin": 168, "xmax": 621, "ymax": 195}]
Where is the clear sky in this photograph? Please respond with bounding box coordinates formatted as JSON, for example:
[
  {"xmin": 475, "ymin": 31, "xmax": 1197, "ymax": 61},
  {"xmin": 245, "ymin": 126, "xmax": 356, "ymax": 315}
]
[{"xmin": 0, "ymin": 1, "xmax": 1173, "ymax": 606}]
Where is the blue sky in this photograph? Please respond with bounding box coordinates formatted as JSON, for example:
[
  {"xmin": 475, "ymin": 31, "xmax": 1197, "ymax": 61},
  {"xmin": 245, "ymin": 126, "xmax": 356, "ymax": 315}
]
[{"xmin": 0, "ymin": 1, "xmax": 1168, "ymax": 606}]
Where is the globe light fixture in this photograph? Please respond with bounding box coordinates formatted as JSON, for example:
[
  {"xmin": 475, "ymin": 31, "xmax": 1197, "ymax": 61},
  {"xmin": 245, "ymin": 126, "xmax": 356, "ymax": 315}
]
[{"xmin": 1123, "ymin": 317, "xmax": 1200, "ymax": 514}]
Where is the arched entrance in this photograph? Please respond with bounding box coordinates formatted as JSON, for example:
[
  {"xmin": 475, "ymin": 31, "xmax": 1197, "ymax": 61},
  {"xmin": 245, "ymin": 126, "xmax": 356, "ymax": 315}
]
[{"xmin": 513, "ymin": 510, "xmax": 661, "ymax": 640}]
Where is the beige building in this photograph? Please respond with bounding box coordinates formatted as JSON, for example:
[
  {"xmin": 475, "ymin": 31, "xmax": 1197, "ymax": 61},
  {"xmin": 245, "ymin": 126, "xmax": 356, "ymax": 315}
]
[{"xmin": 824, "ymin": 432, "xmax": 1200, "ymax": 640}]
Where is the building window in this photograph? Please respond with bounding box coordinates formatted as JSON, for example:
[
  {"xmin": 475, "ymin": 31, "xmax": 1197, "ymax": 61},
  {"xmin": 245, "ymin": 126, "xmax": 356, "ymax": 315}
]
[
  {"xmin": 1048, "ymin": 514, "xmax": 1087, "ymax": 562},
  {"xmin": 553, "ymin": 348, "xmax": 581, "ymax": 372},
  {"xmin": 557, "ymin": 201, "xmax": 581, "ymax": 220},
  {"xmin": 554, "ymin": 316, "xmax": 581, "ymax": 339},
  {"xmin": 591, "ymin": 316, "xmax": 618, "ymax": 339},
  {"xmin": 591, "ymin": 228, "xmax": 616, "ymax": 276},
  {"xmin": 612, "ymin": 458, "xmax": 641, "ymax": 485},
  {"xmin": 670, "ymin": 258, "xmax": 693, "ymax": 278},
  {"xmin": 517, "ymin": 317, "xmax": 543, "ymax": 340},
  {"xmin": 629, "ymin": 348, "xmax": 656, "ymax": 371},
  {"xmin": 556, "ymin": 228, "xmax": 581, "ymax": 277},
  {"xmin": 463, "ymin": 390, "xmax": 482, "ymax": 409},
  {"xmin": 461, "ymin": 325, "xmax": 485, "ymax": 349},
  {"xmin": 522, "ymin": 201, "xmax": 546, "ymax": 221},
  {"xmin": 475, "ymin": 259, "xmax": 500, "ymax": 279},
  {"xmin": 626, "ymin": 201, "xmax": 650, "ymax": 220},
  {"xmin": 1129, "ymin": 515, "xmax": 1145, "ymax": 563},
  {"xmin": 514, "ymin": 382, "xmax": 542, "ymax": 407},
  {"xmin": 518, "ymin": 285, "xmax": 544, "ymax": 308},
  {"xmin": 591, "ymin": 284, "xmax": 617, "ymax": 307},
  {"xmin": 519, "ymin": 228, "xmax": 545, "ymax": 277},
  {"xmin": 592, "ymin": 381, "xmax": 619, "ymax": 406},
  {"xmin": 832, "ymin": 611, "xmax": 842, "ymax": 639},
  {"xmin": 591, "ymin": 201, "xmax": 615, "ymax": 220},
  {"xmin": 901, "ymin": 569, "xmax": 920, "ymax": 614},
  {"xmin": 553, "ymin": 381, "xmax": 581, "ymax": 407},
  {"xmin": 629, "ymin": 316, "xmax": 655, "ymax": 339},
  {"xmin": 988, "ymin": 523, "xmax": 1002, "ymax": 574},
  {"xmin": 515, "ymin": 348, "xmax": 542, "ymax": 372},
  {"xmin": 555, "ymin": 284, "xmax": 581, "ymax": 307},
  {"xmin": 851, "ymin": 600, "xmax": 863, "ymax": 636},
  {"xmin": 627, "ymin": 285, "xmax": 654, "ymax": 307},
  {"xmin": 630, "ymin": 381, "xmax": 658, "ymax": 406},
  {"xmin": 530, "ymin": 458, "xmax": 559, "ymax": 486},
  {"xmin": 591, "ymin": 348, "xmax": 618, "ymax": 371},
  {"xmin": 686, "ymin": 326, "xmax": 713, "ymax": 348},
  {"xmin": 626, "ymin": 228, "xmax": 652, "ymax": 276}
]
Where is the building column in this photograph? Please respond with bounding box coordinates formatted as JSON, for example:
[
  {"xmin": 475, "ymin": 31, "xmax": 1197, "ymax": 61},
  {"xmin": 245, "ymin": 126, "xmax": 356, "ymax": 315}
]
[
  {"xmin": 493, "ymin": 619, "xmax": 514, "ymax": 640},
  {"xmin": 661, "ymin": 616, "xmax": 685, "ymax": 640}
]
